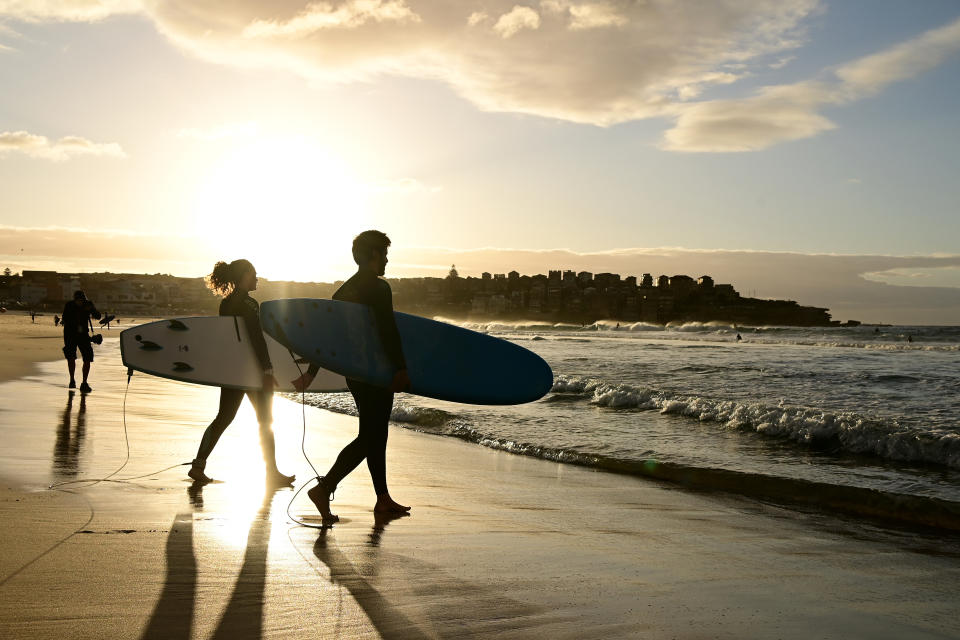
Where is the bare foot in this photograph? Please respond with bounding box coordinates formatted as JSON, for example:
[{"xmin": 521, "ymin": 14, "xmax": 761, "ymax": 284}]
[
  {"xmin": 374, "ymin": 494, "xmax": 411, "ymax": 514},
  {"xmin": 307, "ymin": 479, "xmax": 339, "ymax": 523},
  {"xmin": 266, "ymin": 471, "xmax": 296, "ymax": 487},
  {"xmin": 188, "ymin": 466, "xmax": 213, "ymax": 484}
]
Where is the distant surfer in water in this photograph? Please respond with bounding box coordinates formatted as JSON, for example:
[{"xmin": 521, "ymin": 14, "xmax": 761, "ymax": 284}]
[
  {"xmin": 188, "ymin": 259, "xmax": 295, "ymax": 487},
  {"xmin": 293, "ymin": 230, "xmax": 411, "ymax": 521}
]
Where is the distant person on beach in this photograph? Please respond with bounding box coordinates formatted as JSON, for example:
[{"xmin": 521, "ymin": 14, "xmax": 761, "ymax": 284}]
[
  {"xmin": 54, "ymin": 315, "xmax": 60, "ymax": 327},
  {"xmin": 30, "ymin": 311, "xmax": 35, "ymax": 323},
  {"xmin": 293, "ymin": 230, "xmax": 411, "ymax": 522},
  {"xmin": 187, "ymin": 259, "xmax": 295, "ymax": 487},
  {"xmin": 61, "ymin": 290, "xmax": 101, "ymax": 393}
]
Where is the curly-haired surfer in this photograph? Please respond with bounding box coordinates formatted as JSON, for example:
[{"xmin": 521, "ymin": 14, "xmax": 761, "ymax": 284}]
[{"xmin": 188, "ymin": 259, "xmax": 295, "ymax": 487}]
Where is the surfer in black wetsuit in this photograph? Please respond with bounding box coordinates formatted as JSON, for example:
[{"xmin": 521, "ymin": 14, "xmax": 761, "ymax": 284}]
[
  {"xmin": 292, "ymin": 230, "xmax": 411, "ymax": 521},
  {"xmin": 62, "ymin": 290, "xmax": 101, "ymax": 392},
  {"xmin": 188, "ymin": 259, "xmax": 295, "ymax": 487}
]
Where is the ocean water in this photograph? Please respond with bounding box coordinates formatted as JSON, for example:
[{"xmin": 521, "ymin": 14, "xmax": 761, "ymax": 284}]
[{"xmin": 298, "ymin": 321, "xmax": 960, "ymax": 528}]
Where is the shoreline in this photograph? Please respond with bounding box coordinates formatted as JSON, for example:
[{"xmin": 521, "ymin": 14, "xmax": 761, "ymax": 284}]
[{"xmin": 2, "ymin": 344, "xmax": 960, "ymax": 638}]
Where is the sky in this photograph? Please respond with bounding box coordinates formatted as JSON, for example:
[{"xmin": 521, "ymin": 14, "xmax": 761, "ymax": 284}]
[{"xmin": 1, "ymin": 0, "xmax": 959, "ymax": 323}]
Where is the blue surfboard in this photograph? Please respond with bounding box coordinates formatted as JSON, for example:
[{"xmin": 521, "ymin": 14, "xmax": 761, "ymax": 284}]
[{"xmin": 261, "ymin": 298, "xmax": 553, "ymax": 405}]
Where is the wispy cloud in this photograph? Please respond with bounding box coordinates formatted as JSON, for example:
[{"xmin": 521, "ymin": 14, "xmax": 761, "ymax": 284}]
[
  {"xmin": 0, "ymin": 0, "xmax": 140, "ymax": 22},
  {"xmin": 242, "ymin": 0, "xmax": 420, "ymax": 38},
  {"xmin": 542, "ymin": 1, "xmax": 628, "ymax": 31},
  {"xmin": 662, "ymin": 16, "xmax": 960, "ymax": 151},
  {"xmin": 0, "ymin": 130, "xmax": 126, "ymax": 161},
  {"xmin": 9, "ymin": 1, "xmax": 960, "ymax": 153},
  {"xmin": 139, "ymin": 0, "xmax": 821, "ymax": 126}
]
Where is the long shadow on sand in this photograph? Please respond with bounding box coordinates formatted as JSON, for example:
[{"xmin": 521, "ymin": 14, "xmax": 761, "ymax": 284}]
[
  {"xmin": 313, "ymin": 515, "xmax": 546, "ymax": 639},
  {"xmin": 140, "ymin": 488, "xmax": 282, "ymax": 640},
  {"xmin": 140, "ymin": 512, "xmax": 195, "ymax": 640},
  {"xmin": 210, "ymin": 489, "xmax": 281, "ymax": 640}
]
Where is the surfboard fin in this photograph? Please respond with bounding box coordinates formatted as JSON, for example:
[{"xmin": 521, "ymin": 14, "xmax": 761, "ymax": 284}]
[
  {"xmin": 173, "ymin": 362, "xmax": 193, "ymax": 372},
  {"xmin": 135, "ymin": 336, "xmax": 163, "ymax": 351},
  {"xmin": 167, "ymin": 319, "xmax": 188, "ymax": 331}
]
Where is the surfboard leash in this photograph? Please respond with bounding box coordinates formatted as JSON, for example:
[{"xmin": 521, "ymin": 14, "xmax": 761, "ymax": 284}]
[
  {"xmin": 285, "ymin": 350, "xmax": 331, "ymax": 529},
  {"xmin": 48, "ymin": 369, "xmax": 191, "ymax": 490}
]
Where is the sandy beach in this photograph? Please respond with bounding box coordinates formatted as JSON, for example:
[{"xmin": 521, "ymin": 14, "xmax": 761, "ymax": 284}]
[
  {"xmin": 1, "ymin": 337, "xmax": 960, "ymax": 639},
  {"xmin": 0, "ymin": 313, "xmax": 152, "ymax": 383},
  {"xmin": 0, "ymin": 313, "xmax": 68, "ymax": 383}
]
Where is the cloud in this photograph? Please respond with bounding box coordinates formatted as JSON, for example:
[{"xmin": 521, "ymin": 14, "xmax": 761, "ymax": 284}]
[
  {"xmin": 136, "ymin": 0, "xmax": 819, "ymax": 125},
  {"xmin": 242, "ymin": 0, "xmax": 421, "ymax": 38},
  {"xmin": 541, "ymin": 1, "xmax": 627, "ymax": 31},
  {"xmin": 663, "ymin": 16, "xmax": 960, "ymax": 151},
  {"xmin": 0, "ymin": 0, "xmax": 139, "ymax": 22},
  {"xmin": 0, "ymin": 130, "xmax": 126, "ymax": 161},
  {"xmin": 493, "ymin": 5, "xmax": 539, "ymax": 39},
  {"xmin": 10, "ymin": 2, "xmax": 960, "ymax": 151}
]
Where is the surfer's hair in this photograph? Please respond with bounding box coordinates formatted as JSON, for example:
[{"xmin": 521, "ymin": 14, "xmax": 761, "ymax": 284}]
[
  {"xmin": 352, "ymin": 230, "xmax": 391, "ymax": 265},
  {"xmin": 207, "ymin": 259, "xmax": 254, "ymax": 296}
]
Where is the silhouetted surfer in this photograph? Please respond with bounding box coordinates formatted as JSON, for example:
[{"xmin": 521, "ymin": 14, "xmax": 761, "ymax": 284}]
[
  {"xmin": 188, "ymin": 259, "xmax": 295, "ymax": 487},
  {"xmin": 293, "ymin": 230, "xmax": 411, "ymax": 521}
]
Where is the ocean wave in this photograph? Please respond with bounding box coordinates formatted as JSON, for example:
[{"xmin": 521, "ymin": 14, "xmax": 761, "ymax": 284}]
[
  {"xmin": 289, "ymin": 392, "xmax": 458, "ymax": 429},
  {"xmin": 284, "ymin": 389, "xmax": 960, "ymax": 529},
  {"xmin": 550, "ymin": 376, "xmax": 960, "ymax": 469},
  {"xmin": 432, "ymin": 317, "xmax": 583, "ymax": 333}
]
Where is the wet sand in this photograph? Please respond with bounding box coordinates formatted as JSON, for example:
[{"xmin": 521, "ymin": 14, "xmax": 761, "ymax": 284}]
[
  {"xmin": 0, "ymin": 312, "xmax": 151, "ymax": 383},
  {"xmin": 2, "ymin": 339, "xmax": 960, "ymax": 639}
]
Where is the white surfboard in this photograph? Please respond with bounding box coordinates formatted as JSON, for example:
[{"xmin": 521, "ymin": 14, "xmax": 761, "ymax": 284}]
[{"xmin": 120, "ymin": 316, "xmax": 347, "ymax": 392}]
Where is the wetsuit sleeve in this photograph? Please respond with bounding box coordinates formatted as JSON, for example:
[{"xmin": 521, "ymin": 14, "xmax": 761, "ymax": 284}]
[
  {"xmin": 241, "ymin": 300, "xmax": 272, "ymax": 371},
  {"xmin": 371, "ymin": 282, "xmax": 407, "ymax": 372}
]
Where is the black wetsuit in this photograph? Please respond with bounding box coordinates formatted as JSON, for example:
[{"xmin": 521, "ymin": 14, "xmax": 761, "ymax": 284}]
[
  {"xmin": 310, "ymin": 272, "xmax": 407, "ymax": 495},
  {"xmin": 61, "ymin": 300, "xmax": 101, "ymax": 362},
  {"xmin": 192, "ymin": 291, "xmax": 275, "ymax": 469}
]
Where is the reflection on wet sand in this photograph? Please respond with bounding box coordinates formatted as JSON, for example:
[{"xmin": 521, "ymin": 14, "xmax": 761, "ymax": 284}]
[
  {"xmin": 53, "ymin": 391, "xmax": 86, "ymax": 477},
  {"xmin": 313, "ymin": 515, "xmax": 543, "ymax": 639},
  {"xmin": 314, "ymin": 519, "xmax": 430, "ymax": 640},
  {"xmin": 140, "ymin": 487, "xmax": 282, "ymax": 640}
]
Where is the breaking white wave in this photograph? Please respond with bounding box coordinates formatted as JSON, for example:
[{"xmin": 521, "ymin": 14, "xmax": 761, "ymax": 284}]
[{"xmin": 551, "ymin": 376, "xmax": 960, "ymax": 469}]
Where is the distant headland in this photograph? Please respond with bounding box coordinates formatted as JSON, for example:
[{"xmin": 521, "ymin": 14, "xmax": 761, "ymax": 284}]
[{"xmin": 0, "ymin": 267, "xmax": 855, "ymax": 327}]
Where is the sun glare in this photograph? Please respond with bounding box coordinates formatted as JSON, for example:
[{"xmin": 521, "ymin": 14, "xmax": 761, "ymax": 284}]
[{"xmin": 192, "ymin": 137, "xmax": 369, "ymax": 279}]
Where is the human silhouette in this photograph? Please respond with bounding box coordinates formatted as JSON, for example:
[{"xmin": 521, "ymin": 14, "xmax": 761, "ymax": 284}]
[
  {"xmin": 293, "ymin": 231, "xmax": 411, "ymax": 522},
  {"xmin": 187, "ymin": 259, "xmax": 294, "ymax": 487},
  {"xmin": 61, "ymin": 290, "xmax": 101, "ymax": 392}
]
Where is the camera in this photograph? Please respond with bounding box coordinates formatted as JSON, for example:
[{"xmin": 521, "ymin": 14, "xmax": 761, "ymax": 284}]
[{"xmin": 91, "ymin": 333, "xmax": 103, "ymax": 345}]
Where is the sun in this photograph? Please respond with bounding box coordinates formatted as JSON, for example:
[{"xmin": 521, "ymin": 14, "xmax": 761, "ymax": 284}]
[{"xmin": 191, "ymin": 136, "xmax": 369, "ymax": 279}]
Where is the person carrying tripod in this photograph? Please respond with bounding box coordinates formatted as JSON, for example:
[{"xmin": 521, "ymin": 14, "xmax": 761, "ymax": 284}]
[{"xmin": 61, "ymin": 290, "xmax": 101, "ymax": 393}]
